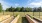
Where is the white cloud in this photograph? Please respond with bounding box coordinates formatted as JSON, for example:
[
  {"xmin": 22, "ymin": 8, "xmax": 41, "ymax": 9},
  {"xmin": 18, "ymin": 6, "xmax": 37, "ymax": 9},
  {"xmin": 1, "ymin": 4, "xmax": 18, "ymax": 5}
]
[
  {"xmin": 26, "ymin": 0, "xmax": 42, "ymax": 7},
  {"xmin": 28, "ymin": 1, "xmax": 42, "ymax": 7},
  {"xmin": 0, "ymin": 0, "xmax": 10, "ymax": 10},
  {"xmin": 15, "ymin": 3, "xmax": 19, "ymax": 7},
  {"xmin": 0, "ymin": 0, "xmax": 20, "ymax": 10},
  {"xmin": 30, "ymin": 2, "xmax": 41, "ymax": 6}
]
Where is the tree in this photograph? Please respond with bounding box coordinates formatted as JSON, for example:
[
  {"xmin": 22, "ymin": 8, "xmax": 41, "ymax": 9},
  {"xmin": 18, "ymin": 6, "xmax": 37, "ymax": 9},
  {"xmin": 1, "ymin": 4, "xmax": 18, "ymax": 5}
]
[
  {"xmin": 28, "ymin": 8, "xmax": 32, "ymax": 12},
  {"xmin": 25, "ymin": 7, "xmax": 29, "ymax": 12},
  {"xmin": 25, "ymin": 7, "xmax": 32, "ymax": 12},
  {"xmin": 20, "ymin": 7, "xmax": 24, "ymax": 12},
  {"xmin": 6, "ymin": 6, "xmax": 15, "ymax": 12},
  {"xmin": 5, "ymin": 8, "xmax": 9, "ymax": 12},
  {"xmin": 37, "ymin": 7, "xmax": 41, "ymax": 12},
  {"xmin": 33, "ymin": 8, "xmax": 37, "ymax": 12},
  {"xmin": 14, "ymin": 7, "xmax": 21, "ymax": 12},
  {"xmin": 0, "ymin": 3, "xmax": 2, "ymax": 12}
]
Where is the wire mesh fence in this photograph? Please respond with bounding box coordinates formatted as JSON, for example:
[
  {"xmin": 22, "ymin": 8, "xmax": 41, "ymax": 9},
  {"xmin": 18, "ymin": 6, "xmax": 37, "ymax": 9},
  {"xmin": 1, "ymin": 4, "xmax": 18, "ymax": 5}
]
[
  {"xmin": 0, "ymin": 8, "xmax": 42, "ymax": 20},
  {"xmin": 0, "ymin": 12, "xmax": 42, "ymax": 20}
]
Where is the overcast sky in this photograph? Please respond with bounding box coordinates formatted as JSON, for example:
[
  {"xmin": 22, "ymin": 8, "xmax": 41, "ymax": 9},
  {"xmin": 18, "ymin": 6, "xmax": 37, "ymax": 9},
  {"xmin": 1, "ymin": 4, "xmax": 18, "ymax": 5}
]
[{"xmin": 0, "ymin": 0, "xmax": 42, "ymax": 10}]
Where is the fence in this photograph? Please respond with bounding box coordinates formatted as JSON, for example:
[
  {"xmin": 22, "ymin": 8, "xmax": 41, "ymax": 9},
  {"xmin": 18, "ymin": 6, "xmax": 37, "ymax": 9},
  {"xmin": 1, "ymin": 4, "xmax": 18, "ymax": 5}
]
[{"xmin": 0, "ymin": 12, "xmax": 42, "ymax": 20}]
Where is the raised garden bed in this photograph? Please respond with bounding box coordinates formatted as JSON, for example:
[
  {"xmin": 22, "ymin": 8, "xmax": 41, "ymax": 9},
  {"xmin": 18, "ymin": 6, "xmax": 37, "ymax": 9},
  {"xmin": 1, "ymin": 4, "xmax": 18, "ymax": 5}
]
[{"xmin": 25, "ymin": 14, "xmax": 42, "ymax": 23}]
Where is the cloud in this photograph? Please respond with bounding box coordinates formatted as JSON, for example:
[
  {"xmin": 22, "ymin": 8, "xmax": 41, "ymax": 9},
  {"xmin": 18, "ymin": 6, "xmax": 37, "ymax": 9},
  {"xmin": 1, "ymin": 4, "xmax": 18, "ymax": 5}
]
[
  {"xmin": 0, "ymin": 0, "xmax": 42, "ymax": 10},
  {"xmin": 0, "ymin": 0, "xmax": 10, "ymax": 10},
  {"xmin": 28, "ymin": 1, "xmax": 42, "ymax": 7},
  {"xmin": 0, "ymin": 0, "xmax": 20, "ymax": 10},
  {"xmin": 15, "ymin": 3, "xmax": 19, "ymax": 7}
]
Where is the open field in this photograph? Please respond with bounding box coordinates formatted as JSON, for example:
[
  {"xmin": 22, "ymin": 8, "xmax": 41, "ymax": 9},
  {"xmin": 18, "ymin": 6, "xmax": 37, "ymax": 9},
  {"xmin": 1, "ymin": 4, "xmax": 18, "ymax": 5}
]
[
  {"xmin": 33, "ymin": 12, "xmax": 42, "ymax": 20},
  {"xmin": 0, "ymin": 12, "xmax": 42, "ymax": 19},
  {"xmin": 0, "ymin": 12, "xmax": 33, "ymax": 17},
  {"xmin": 0, "ymin": 12, "xmax": 42, "ymax": 23}
]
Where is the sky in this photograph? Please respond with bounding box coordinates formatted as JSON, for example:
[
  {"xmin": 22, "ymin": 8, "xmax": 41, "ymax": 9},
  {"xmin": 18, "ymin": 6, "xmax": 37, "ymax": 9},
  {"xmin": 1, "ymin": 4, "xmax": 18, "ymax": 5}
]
[{"xmin": 0, "ymin": 0, "xmax": 42, "ymax": 10}]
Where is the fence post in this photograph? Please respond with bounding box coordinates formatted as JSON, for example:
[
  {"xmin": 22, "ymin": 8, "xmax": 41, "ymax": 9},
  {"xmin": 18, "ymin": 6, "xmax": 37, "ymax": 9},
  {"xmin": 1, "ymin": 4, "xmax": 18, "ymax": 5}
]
[
  {"xmin": 33, "ymin": 8, "xmax": 34, "ymax": 16},
  {"xmin": 3, "ymin": 10, "xmax": 4, "ymax": 15},
  {"xmin": 13, "ymin": 12, "xmax": 15, "ymax": 18},
  {"xmin": 13, "ymin": 12, "xmax": 14, "ymax": 15},
  {"xmin": 39, "ymin": 11, "xmax": 40, "ymax": 18},
  {"xmin": 33, "ymin": 12, "xmax": 34, "ymax": 16},
  {"xmin": 24, "ymin": 12, "xmax": 25, "ymax": 15},
  {"xmin": 39, "ymin": 7, "xmax": 41, "ymax": 18},
  {"xmin": 32, "ymin": 8, "xmax": 34, "ymax": 18}
]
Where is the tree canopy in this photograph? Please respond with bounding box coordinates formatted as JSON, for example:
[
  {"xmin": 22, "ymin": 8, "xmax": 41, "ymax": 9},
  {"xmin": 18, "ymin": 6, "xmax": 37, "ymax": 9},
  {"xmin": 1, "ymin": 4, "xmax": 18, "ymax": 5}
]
[{"xmin": 0, "ymin": 3, "xmax": 2, "ymax": 12}]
